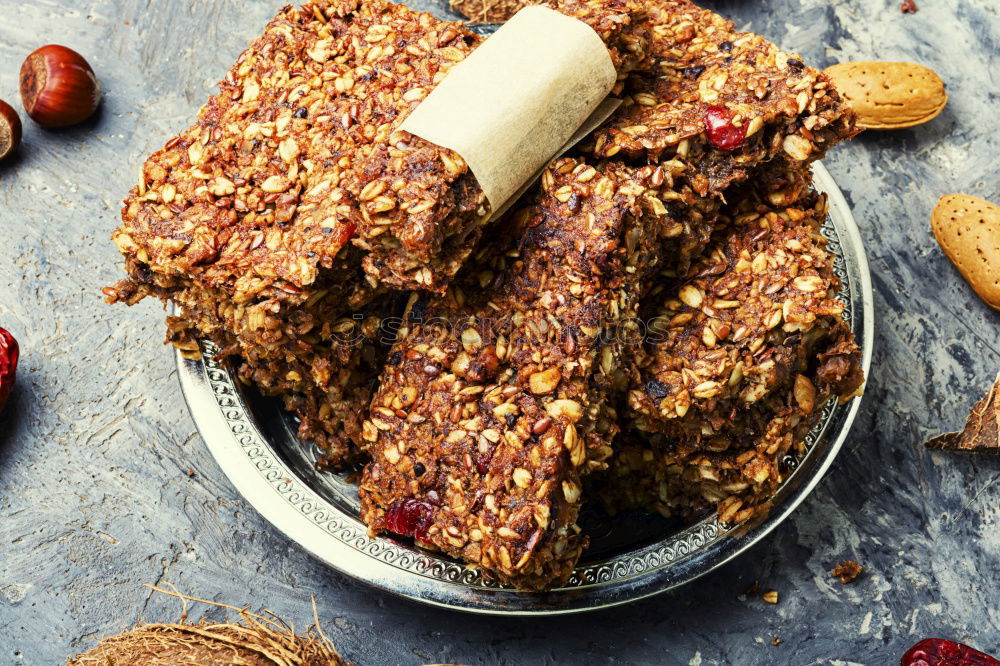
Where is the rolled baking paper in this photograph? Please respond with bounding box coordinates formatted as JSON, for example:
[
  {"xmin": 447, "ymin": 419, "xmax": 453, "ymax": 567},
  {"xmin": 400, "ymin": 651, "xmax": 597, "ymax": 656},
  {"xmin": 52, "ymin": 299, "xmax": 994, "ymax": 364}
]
[{"xmin": 400, "ymin": 5, "xmax": 618, "ymax": 216}]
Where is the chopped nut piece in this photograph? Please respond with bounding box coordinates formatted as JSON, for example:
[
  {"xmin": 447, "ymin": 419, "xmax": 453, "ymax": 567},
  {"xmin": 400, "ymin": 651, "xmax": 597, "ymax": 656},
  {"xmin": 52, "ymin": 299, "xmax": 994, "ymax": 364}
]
[
  {"xmin": 762, "ymin": 589, "xmax": 779, "ymax": 604},
  {"xmin": 831, "ymin": 560, "xmax": 863, "ymax": 584},
  {"xmin": 529, "ymin": 367, "xmax": 562, "ymax": 395}
]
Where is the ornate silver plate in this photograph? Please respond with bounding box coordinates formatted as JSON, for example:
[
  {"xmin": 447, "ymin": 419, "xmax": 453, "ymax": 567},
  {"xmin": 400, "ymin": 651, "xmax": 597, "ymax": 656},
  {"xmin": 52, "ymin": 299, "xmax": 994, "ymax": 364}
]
[{"xmin": 176, "ymin": 162, "xmax": 873, "ymax": 615}]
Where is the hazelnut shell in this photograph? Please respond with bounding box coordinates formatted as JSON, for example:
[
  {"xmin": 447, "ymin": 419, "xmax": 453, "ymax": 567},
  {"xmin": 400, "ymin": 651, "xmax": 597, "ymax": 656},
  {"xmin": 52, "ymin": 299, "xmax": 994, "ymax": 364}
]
[
  {"xmin": 20, "ymin": 44, "xmax": 101, "ymax": 128},
  {"xmin": 0, "ymin": 99, "xmax": 22, "ymax": 161}
]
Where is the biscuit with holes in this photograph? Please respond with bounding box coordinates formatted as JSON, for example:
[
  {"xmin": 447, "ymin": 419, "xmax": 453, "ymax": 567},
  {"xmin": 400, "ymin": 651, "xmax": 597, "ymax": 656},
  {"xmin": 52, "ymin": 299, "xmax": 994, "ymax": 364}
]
[{"xmin": 931, "ymin": 193, "xmax": 1000, "ymax": 310}]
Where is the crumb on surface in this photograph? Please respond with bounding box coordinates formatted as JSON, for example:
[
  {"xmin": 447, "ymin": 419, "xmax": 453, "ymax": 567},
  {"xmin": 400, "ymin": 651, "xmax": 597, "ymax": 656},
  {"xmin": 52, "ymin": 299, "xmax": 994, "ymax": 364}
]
[{"xmin": 831, "ymin": 559, "xmax": 863, "ymax": 584}]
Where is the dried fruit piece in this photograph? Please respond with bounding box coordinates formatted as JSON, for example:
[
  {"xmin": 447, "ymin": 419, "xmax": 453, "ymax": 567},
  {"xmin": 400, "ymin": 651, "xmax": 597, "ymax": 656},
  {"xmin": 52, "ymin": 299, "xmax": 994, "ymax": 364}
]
[
  {"xmin": 0, "ymin": 100, "xmax": 22, "ymax": 162},
  {"xmin": 19, "ymin": 45, "xmax": 101, "ymax": 127},
  {"xmin": 0, "ymin": 327, "xmax": 18, "ymax": 411},
  {"xmin": 901, "ymin": 638, "xmax": 999, "ymax": 666},
  {"xmin": 931, "ymin": 194, "xmax": 1000, "ymax": 310},
  {"xmin": 704, "ymin": 105, "xmax": 746, "ymax": 151},
  {"xmin": 925, "ymin": 372, "xmax": 1000, "ymax": 454},
  {"xmin": 824, "ymin": 61, "xmax": 945, "ymax": 129},
  {"xmin": 384, "ymin": 498, "xmax": 434, "ymax": 542}
]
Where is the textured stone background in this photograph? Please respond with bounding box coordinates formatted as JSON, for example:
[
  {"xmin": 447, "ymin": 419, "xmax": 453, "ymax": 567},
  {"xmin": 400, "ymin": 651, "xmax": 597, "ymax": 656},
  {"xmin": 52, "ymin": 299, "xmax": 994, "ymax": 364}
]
[{"xmin": 1, "ymin": 0, "xmax": 998, "ymax": 664}]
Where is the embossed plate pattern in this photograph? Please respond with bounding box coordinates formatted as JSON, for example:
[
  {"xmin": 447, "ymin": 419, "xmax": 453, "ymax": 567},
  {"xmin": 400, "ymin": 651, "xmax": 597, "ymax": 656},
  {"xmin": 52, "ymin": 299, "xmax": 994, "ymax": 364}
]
[{"xmin": 176, "ymin": 162, "xmax": 873, "ymax": 614}]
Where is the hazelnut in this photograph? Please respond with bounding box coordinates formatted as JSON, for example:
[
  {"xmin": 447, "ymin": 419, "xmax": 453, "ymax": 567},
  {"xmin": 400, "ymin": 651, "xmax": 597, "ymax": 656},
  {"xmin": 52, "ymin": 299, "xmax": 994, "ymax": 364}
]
[
  {"xmin": 20, "ymin": 44, "xmax": 101, "ymax": 128},
  {"xmin": 0, "ymin": 100, "xmax": 22, "ymax": 161}
]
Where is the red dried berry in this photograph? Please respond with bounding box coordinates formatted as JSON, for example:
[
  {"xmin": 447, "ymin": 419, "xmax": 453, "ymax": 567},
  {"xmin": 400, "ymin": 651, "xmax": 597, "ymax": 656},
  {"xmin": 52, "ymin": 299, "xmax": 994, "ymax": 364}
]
[
  {"xmin": 0, "ymin": 328, "xmax": 19, "ymax": 412},
  {"xmin": 704, "ymin": 105, "xmax": 747, "ymax": 151},
  {"xmin": 385, "ymin": 498, "xmax": 433, "ymax": 542},
  {"xmin": 901, "ymin": 638, "xmax": 1000, "ymax": 666}
]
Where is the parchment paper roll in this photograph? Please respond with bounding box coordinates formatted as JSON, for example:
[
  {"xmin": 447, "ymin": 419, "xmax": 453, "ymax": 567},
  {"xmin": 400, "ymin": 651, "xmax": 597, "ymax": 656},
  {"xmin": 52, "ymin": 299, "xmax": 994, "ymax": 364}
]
[{"xmin": 400, "ymin": 6, "xmax": 618, "ymax": 217}]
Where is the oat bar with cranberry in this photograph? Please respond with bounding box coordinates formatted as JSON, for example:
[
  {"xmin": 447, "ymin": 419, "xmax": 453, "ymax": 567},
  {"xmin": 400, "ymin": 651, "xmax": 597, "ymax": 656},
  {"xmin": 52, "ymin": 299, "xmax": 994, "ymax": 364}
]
[
  {"xmin": 234, "ymin": 299, "xmax": 402, "ymax": 469},
  {"xmin": 568, "ymin": 1, "xmax": 858, "ymax": 285},
  {"xmin": 599, "ymin": 178, "xmax": 863, "ymax": 524},
  {"xmin": 358, "ymin": 157, "xmax": 670, "ymax": 589},
  {"xmin": 109, "ymin": 0, "xmax": 477, "ymax": 305},
  {"xmin": 585, "ymin": 0, "xmax": 859, "ymax": 197}
]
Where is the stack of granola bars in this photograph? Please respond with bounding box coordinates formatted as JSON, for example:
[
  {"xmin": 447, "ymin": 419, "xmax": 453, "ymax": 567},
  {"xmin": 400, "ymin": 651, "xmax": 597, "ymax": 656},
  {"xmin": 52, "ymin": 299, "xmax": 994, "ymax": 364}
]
[{"xmin": 107, "ymin": 0, "xmax": 864, "ymax": 590}]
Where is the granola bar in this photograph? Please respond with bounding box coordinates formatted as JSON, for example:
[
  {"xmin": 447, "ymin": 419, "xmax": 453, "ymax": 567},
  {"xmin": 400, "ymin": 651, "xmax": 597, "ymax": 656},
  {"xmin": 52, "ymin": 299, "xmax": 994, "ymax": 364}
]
[
  {"xmin": 585, "ymin": 0, "xmax": 859, "ymax": 196},
  {"xmin": 231, "ymin": 297, "xmax": 402, "ymax": 469},
  {"xmin": 561, "ymin": 0, "xmax": 858, "ymax": 287},
  {"xmin": 110, "ymin": 0, "xmax": 475, "ymax": 300},
  {"xmin": 358, "ymin": 157, "xmax": 667, "ymax": 589},
  {"xmin": 597, "ymin": 177, "xmax": 864, "ymax": 523}
]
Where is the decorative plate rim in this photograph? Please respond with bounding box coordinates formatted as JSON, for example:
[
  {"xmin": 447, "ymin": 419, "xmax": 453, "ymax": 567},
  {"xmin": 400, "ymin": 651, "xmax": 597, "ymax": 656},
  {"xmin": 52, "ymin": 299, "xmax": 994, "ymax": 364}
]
[{"xmin": 176, "ymin": 162, "xmax": 873, "ymax": 615}]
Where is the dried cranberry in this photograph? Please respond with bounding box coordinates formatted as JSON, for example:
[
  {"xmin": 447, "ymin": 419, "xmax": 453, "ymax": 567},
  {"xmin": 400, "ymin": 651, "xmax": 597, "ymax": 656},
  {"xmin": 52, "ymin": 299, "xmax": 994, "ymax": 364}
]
[
  {"xmin": 475, "ymin": 446, "xmax": 495, "ymax": 475},
  {"xmin": 385, "ymin": 498, "xmax": 433, "ymax": 542},
  {"xmin": 0, "ymin": 328, "xmax": 18, "ymax": 412},
  {"xmin": 901, "ymin": 639, "xmax": 1000, "ymax": 666},
  {"xmin": 704, "ymin": 106, "xmax": 747, "ymax": 151}
]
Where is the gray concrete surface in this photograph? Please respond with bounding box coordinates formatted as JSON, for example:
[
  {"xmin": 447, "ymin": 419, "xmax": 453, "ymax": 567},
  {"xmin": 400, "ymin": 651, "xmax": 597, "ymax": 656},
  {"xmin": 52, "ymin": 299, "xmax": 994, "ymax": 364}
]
[{"xmin": 0, "ymin": 0, "xmax": 998, "ymax": 663}]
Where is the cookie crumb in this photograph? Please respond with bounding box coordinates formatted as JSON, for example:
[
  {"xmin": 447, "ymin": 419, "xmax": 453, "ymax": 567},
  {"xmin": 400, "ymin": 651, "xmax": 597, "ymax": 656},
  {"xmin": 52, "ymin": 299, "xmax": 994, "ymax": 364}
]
[
  {"xmin": 771, "ymin": 636, "xmax": 783, "ymax": 646},
  {"xmin": 831, "ymin": 560, "xmax": 863, "ymax": 584},
  {"xmin": 762, "ymin": 589, "xmax": 779, "ymax": 604},
  {"xmin": 186, "ymin": 469, "xmax": 196, "ymax": 478}
]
